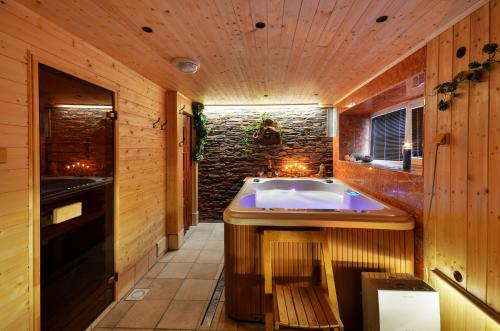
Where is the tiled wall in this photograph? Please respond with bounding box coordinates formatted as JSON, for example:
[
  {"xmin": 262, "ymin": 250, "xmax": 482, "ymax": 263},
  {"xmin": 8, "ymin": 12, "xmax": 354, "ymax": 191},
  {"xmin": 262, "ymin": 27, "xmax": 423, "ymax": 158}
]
[
  {"xmin": 333, "ymin": 48, "xmax": 426, "ymax": 277},
  {"xmin": 338, "ymin": 114, "xmax": 371, "ymax": 159},
  {"xmin": 333, "ymin": 128, "xmax": 424, "ymax": 277}
]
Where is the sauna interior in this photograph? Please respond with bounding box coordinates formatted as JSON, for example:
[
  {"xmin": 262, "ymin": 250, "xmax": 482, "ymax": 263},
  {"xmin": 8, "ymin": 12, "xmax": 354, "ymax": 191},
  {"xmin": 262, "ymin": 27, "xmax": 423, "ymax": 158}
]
[{"xmin": 0, "ymin": 1, "xmax": 499, "ymax": 331}]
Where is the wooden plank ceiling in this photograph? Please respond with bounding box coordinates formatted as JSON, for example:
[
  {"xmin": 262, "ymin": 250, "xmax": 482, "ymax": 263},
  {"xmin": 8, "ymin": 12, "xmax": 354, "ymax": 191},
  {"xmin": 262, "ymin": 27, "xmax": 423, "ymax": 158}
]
[{"xmin": 17, "ymin": 0, "xmax": 481, "ymax": 105}]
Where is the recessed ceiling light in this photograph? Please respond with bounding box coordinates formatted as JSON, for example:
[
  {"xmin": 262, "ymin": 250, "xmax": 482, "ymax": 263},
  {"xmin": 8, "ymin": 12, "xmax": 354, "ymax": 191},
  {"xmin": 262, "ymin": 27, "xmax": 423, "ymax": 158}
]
[
  {"xmin": 375, "ymin": 16, "xmax": 388, "ymax": 23},
  {"xmin": 142, "ymin": 26, "xmax": 153, "ymax": 33},
  {"xmin": 255, "ymin": 22, "xmax": 266, "ymax": 29}
]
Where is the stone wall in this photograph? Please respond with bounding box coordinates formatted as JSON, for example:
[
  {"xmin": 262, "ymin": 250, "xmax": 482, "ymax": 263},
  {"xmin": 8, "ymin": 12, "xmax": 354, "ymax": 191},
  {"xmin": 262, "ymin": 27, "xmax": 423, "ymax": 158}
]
[
  {"xmin": 199, "ymin": 107, "xmax": 333, "ymax": 221},
  {"xmin": 41, "ymin": 107, "xmax": 113, "ymax": 177}
]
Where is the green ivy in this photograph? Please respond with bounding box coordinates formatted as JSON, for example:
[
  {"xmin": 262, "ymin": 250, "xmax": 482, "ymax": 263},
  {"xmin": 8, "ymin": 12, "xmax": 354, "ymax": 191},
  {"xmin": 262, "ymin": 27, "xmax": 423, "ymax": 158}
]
[
  {"xmin": 242, "ymin": 113, "xmax": 284, "ymax": 155},
  {"xmin": 192, "ymin": 102, "xmax": 212, "ymax": 162},
  {"xmin": 433, "ymin": 43, "xmax": 498, "ymax": 111}
]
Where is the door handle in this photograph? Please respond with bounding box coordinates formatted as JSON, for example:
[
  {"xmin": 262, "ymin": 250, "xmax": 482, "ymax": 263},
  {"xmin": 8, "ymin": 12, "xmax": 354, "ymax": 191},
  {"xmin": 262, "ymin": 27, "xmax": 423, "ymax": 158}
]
[{"xmin": 53, "ymin": 202, "xmax": 82, "ymax": 224}]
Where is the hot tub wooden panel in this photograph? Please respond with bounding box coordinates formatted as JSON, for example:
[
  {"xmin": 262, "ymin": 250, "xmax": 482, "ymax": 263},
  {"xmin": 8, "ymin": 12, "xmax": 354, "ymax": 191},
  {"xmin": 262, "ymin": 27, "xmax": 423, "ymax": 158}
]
[{"xmin": 224, "ymin": 223, "xmax": 414, "ymax": 328}]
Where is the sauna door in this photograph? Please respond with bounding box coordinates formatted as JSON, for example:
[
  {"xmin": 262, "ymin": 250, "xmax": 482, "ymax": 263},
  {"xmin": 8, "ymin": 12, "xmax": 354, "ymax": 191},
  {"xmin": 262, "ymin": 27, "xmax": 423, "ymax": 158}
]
[
  {"xmin": 183, "ymin": 115, "xmax": 194, "ymax": 232},
  {"xmin": 38, "ymin": 64, "xmax": 115, "ymax": 331}
]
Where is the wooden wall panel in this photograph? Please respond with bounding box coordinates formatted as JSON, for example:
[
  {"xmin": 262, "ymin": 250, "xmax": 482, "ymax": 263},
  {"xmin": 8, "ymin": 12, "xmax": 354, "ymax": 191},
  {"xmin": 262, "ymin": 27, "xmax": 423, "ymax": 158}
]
[
  {"xmin": 432, "ymin": 274, "xmax": 499, "ymax": 331},
  {"xmin": 423, "ymin": 35, "xmax": 439, "ymax": 280},
  {"xmin": 435, "ymin": 27, "xmax": 453, "ymax": 282},
  {"xmin": 449, "ymin": 15, "xmax": 470, "ymax": 289},
  {"xmin": 0, "ymin": 2, "xmax": 170, "ymax": 330},
  {"xmin": 487, "ymin": 0, "xmax": 500, "ymax": 313},
  {"xmin": 466, "ymin": 4, "xmax": 489, "ymax": 302},
  {"xmin": 424, "ymin": 2, "xmax": 500, "ymax": 329}
]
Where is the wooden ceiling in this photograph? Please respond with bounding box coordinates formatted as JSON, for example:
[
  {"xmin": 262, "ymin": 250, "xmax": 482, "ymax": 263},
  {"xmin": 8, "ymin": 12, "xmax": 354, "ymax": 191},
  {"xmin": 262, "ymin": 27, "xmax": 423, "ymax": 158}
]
[{"xmin": 18, "ymin": 0, "xmax": 481, "ymax": 105}]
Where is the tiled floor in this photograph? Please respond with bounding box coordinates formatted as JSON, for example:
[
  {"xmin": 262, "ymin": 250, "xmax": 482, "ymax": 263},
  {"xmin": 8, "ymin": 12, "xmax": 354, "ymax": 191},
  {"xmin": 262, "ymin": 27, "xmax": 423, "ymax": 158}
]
[{"xmin": 93, "ymin": 222, "xmax": 263, "ymax": 331}]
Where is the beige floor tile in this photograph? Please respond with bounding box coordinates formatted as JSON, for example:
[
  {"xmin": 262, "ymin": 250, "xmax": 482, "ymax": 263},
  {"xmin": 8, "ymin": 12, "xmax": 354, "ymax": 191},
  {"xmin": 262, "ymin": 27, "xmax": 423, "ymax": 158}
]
[
  {"xmin": 145, "ymin": 278, "xmax": 183, "ymax": 300},
  {"xmin": 97, "ymin": 300, "xmax": 135, "ymax": 327},
  {"xmin": 156, "ymin": 300, "xmax": 207, "ymax": 329},
  {"xmin": 181, "ymin": 239, "xmax": 207, "ymax": 250},
  {"xmin": 190, "ymin": 232, "xmax": 211, "ymax": 241},
  {"xmin": 158, "ymin": 251, "xmax": 177, "ymax": 263},
  {"xmin": 194, "ymin": 222, "xmax": 216, "ymax": 232},
  {"xmin": 135, "ymin": 277, "xmax": 154, "ymax": 288},
  {"xmin": 157, "ymin": 262, "xmax": 193, "ymax": 279},
  {"xmin": 209, "ymin": 230, "xmax": 225, "ymax": 241},
  {"xmin": 197, "ymin": 249, "xmax": 224, "ymax": 263},
  {"xmin": 143, "ymin": 262, "xmax": 167, "ymax": 278},
  {"xmin": 174, "ymin": 279, "xmax": 215, "ymax": 300},
  {"xmin": 116, "ymin": 299, "xmax": 169, "ymax": 328},
  {"xmin": 171, "ymin": 249, "xmax": 201, "ymax": 263},
  {"xmin": 187, "ymin": 263, "xmax": 220, "ymax": 280},
  {"xmin": 203, "ymin": 240, "xmax": 224, "ymax": 251}
]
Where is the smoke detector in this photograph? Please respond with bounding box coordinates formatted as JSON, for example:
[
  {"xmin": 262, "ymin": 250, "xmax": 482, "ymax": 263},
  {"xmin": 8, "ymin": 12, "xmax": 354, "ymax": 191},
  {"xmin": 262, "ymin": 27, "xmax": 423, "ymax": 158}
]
[{"xmin": 172, "ymin": 58, "xmax": 201, "ymax": 74}]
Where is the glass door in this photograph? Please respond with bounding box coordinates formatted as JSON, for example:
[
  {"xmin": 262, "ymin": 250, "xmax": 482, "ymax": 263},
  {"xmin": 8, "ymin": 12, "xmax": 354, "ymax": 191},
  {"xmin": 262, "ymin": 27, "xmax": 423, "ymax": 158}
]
[{"xmin": 38, "ymin": 64, "xmax": 115, "ymax": 331}]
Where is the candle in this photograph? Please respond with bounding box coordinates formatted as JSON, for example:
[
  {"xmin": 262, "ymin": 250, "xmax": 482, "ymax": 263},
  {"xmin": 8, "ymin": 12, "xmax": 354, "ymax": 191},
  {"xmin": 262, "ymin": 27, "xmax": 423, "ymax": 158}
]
[{"xmin": 402, "ymin": 142, "xmax": 411, "ymax": 171}]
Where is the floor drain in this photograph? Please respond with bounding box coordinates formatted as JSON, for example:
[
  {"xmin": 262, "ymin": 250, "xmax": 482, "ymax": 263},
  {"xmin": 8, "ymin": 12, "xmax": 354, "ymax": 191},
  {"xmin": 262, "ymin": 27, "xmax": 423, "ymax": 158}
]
[
  {"xmin": 125, "ymin": 288, "xmax": 150, "ymax": 301},
  {"xmin": 201, "ymin": 267, "xmax": 224, "ymax": 326}
]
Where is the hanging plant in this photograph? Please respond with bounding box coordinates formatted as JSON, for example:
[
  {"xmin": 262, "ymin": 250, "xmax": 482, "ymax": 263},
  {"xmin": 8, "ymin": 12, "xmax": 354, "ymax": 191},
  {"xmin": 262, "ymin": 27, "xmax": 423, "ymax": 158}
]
[
  {"xmin": 433, "ymin": 43, "xmax": 498, "ymax": 111},
  {"xmin": 192, "ymin": 102, "xmax": 212, "ymax": 162},
  {"xmin": 242, "ymin": 113, "xmax": 284, "ymax": 155}
]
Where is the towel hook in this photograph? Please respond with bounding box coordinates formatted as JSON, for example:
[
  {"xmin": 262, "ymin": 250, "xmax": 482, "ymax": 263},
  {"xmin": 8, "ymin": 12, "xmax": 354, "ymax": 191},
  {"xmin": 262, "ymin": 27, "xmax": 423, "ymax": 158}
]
[
  {"xmin": 152, "ymin": 117, "xmax": 160, "ymax": 129},
  {"xmin": 161, "ymin": 120, "xmax": 168, "ymax": 130},
  {"xmin": 177, "ymin": 105, "xmax": 186, "ymax": 114}
]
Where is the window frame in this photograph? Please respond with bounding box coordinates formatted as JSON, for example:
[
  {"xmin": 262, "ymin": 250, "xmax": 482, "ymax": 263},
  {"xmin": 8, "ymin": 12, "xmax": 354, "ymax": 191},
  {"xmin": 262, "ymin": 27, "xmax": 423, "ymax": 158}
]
[{"xmin": 370, "ymin": 97, "xmax": 424, "ymax": 165}]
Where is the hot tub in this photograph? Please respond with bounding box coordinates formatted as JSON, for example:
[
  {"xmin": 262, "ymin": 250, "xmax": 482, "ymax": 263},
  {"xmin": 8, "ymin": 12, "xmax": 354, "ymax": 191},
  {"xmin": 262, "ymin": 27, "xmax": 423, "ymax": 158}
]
[
  {"xmin": 224, "ymin": 177, "xmax": 413, "ymax": 230},
  {"xmin": 223, "ymin": 177, "xmax": 415, "ymax": 328}
]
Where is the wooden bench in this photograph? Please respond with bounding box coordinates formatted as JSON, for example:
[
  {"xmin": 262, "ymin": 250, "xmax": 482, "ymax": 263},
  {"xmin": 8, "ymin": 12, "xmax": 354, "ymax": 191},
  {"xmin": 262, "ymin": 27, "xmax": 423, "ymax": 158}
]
[{"xmin": 263, "ymin": 231, "xmax": 344, "ymax": 331}]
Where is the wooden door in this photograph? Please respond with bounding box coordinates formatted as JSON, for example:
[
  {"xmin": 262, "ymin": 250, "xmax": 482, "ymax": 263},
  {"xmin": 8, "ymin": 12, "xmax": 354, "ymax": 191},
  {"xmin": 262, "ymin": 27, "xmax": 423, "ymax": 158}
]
[{"xmin": 183, "ymin": 115, "xmax": 194, "ymax": 232}]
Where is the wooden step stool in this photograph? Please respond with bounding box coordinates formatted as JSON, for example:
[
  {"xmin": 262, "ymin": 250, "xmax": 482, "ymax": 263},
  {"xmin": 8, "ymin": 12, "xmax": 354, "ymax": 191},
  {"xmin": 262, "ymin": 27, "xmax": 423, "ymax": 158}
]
[{"xmin": 263, "ymin": 230, "xmax": 344, "ymax": 331}]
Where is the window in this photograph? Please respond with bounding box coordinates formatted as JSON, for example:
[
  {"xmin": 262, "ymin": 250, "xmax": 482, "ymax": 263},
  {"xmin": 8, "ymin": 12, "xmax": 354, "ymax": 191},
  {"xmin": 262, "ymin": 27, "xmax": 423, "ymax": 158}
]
[
  {"xmin": 370, "ymin": 99, "xmax": 424, "ymax": 162},
  {"xmin": 371, "ymin": 109, "xmax": 406, "ymax": 161},
  {"xmin": 411, "ymin": 106, "xmax": 424, "ymax": 157}
]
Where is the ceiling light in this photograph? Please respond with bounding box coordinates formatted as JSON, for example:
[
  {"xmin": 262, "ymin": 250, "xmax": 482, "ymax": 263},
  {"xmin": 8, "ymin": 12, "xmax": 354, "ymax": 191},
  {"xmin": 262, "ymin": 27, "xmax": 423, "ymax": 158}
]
[
  {"xmin": 52, "ymin": 104, "xmax": 113, "ymax": 109},
  {"xmin": 142, "ymin": 26, "xmax": 153, "ymax": 33},
  {"xmin": 173, "ymin": 58, "xmax": 201, "ymax": 74},
  {"xmin": 255, "ymin": 22, "xmax": 266, "ymax": 29},
  {"xmin": 376, "ymin": 16, "xmax": 388, "ymax": 23},
  {"xmin": 204, "ymin": 104, "xmax": 320, "ymax": 112}
]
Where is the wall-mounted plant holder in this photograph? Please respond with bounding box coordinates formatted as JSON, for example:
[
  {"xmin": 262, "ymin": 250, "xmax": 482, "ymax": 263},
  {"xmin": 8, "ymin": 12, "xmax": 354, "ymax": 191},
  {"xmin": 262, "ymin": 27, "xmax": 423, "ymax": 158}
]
[
  {"xmin": 254, "ymin": 118, "xmax": 282, "ymax": 146},
  {"xmin": 242, "ymin": 113, "xmax": 284, "ymax": 154},
  {"xmin": 152, "ymin": 117, "xmax": 160, "ymax": 129}
]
